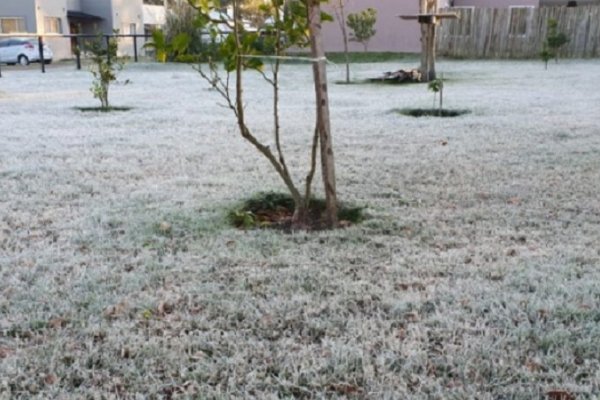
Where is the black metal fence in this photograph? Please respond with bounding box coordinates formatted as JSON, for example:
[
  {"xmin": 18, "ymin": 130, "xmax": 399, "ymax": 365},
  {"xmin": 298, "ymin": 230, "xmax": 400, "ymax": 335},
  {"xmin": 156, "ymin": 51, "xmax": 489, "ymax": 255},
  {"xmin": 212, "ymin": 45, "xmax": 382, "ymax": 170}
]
[{"xmin": 0, "ymin": 33, "xmax": 151, "ymax": 78}]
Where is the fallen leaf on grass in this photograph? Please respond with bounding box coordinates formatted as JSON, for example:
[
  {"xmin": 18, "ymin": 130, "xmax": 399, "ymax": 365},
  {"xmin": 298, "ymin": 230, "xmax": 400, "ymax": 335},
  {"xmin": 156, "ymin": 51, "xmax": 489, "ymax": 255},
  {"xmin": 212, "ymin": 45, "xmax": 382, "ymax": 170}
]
[
  {"xmin": 329, "ymin": 383, "xmax": 363, "ymax": 395},
  {"xmin": 404, "ymin": 312, "xmax": 420, "ymax": 323},
  {"xmin": 525, "ymin": 357, "xmax": 543, "ymax": 372},
  {"xmin": 157, "ymin": 301, "xmax": 173, "ymax": 316},
  {"xmin": 547, "ymin": 390, "xmax": 575, "ymax": 400},
  {"xmin": 395, "ymin": 282, "xmax": 426, "ymax": 291},
  {"xmin": 0, "ymin": 347, "xmax": 14, "ymax": 359},
  {"xmin": 339, "ymin": 219, "xmax": 352, "ymax": 228},
  {"xmin": 47, "ymin": 317, "xmax": 69, "ymax": 329},
  {"xmin": 103, "ymin": 301, "xmax": 128, "ymax": 319},
  {"xmin": 43, "ymin": 374, "xmax": 58, "ymax": 385},
  {"xmin": 158, "ymin": 221, "xmax": 172, "ymax": 235},
  {"xmin": 120, "ymin": 346, "xmax": 133, "ymax": 359}
]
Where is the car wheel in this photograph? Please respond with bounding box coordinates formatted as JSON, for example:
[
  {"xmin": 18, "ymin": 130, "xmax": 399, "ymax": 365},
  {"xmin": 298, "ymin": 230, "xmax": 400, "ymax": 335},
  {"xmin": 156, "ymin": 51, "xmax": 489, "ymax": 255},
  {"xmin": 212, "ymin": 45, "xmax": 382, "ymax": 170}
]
[
  {"xmin": 18, "ymin": 55, "xmax": 29, "ymax": 66},
  {"xmin": 44, "ymin": 59, "xmax": 53, "ymax": 65}
]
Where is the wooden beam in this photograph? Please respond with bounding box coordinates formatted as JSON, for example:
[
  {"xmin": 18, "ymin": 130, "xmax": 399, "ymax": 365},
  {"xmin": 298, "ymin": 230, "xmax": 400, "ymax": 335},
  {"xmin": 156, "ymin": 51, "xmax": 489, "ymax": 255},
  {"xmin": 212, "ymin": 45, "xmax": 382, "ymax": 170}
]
[{"xmin": 399, "ymin": 13, "xmax": 459, "ymax": 20}]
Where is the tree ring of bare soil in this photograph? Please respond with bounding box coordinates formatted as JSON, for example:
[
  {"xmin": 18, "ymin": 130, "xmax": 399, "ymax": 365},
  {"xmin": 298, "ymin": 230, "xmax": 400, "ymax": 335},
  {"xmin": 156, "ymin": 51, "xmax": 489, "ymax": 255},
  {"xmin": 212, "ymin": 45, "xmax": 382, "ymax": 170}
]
[
  {"xmin": 396, "ymin": 108, "xmax": 470, "ymax": 118},
  {"xmin": 228, "ymin": 192, "xmax": 365, "ymax": 231},
  {"xmin": 75, "ymin": 106, "xmax": 133, "ymax": 112}
]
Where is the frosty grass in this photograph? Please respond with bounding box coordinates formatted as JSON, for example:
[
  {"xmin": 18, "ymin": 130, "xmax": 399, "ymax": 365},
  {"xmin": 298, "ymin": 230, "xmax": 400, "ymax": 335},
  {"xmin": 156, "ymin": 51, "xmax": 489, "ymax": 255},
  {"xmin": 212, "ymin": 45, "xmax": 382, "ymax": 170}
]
[{"xmin": 1, "ymin": 58, "xmax": 599, "ymax": 398}]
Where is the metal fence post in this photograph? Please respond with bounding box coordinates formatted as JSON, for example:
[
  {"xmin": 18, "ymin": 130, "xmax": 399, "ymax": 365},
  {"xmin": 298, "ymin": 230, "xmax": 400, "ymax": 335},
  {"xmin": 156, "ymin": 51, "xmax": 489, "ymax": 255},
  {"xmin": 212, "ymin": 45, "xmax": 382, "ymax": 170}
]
[
  {"xmin": 39, "ymin": 36, "xmax": 46, "ymax": 73},
  {"xmin": 75, "ymin": 36, "xmax": 81, "ymax": 70},
  {"xmin": 105, "ymin": 35, "xmax": 111, "ymax": 63},
  {"xmin": 133, "ymin": 35, "xmax": 138, "ymax": 62}
]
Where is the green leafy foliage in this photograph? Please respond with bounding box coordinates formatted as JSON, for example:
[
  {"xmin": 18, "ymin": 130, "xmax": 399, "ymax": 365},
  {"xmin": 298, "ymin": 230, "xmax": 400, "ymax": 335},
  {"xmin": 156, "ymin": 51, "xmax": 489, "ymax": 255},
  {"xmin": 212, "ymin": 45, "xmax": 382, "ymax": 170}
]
[
  {"xmin": 143, "ymin": 30, "xmax": 190, "ymax": 62},
  {"xmin": 85, "ymin": 32, "xmax": 125, "ymax": 109},
  {"xmin": 541, "ymin": 18, "xmax": 569, "ymax": 67},
  {"xmin": 547, "ymin": 19, "xmax": 569, "ymax": 52},
  {"xmin": 540, "ymin": 46, "xmax": 552, "ymax": 70},
  {"xmin": 428, "ymin": 78, "xmax": 443, "ymax": 94},
  {"xmin": 428, "ymin": 77, "xmax": 444, "ymax": 113},
  {"xmin": 346, "ymin": 8, "xmax": 377, "ymax": 52},
  {"xmin": 167, "ymin": 1, "xmax": 207, "ymax": 54},
  {"xmin": 227, "ymin": 210, "xmax": 257, "ymax": 229}
]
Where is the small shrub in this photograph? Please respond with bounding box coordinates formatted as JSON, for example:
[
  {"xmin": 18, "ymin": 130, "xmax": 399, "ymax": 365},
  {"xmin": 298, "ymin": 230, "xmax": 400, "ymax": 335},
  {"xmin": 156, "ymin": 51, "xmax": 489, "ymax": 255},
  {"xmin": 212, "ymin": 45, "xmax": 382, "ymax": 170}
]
[
  {"xmin": 428, "ymin": 77, "xmax": 444, "ymax": 113},
  {"xmin": 540, "ymin": 46, "xmax": 553, "ymax": 70},
  {"xmin": 541, "ymin": 18, "xmax": 569, "ymax": 68},
  {"xmin": 85, "ymin": 32, "xmax": 127, "ymax": 109}
]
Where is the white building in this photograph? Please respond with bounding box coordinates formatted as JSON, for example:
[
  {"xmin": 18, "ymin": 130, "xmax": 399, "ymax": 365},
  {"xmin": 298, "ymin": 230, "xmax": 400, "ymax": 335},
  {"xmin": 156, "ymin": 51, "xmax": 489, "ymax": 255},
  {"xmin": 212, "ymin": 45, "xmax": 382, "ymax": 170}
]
[{"xmin": 0, "ymin": 0, "xmax": 170, "ymax": 60}]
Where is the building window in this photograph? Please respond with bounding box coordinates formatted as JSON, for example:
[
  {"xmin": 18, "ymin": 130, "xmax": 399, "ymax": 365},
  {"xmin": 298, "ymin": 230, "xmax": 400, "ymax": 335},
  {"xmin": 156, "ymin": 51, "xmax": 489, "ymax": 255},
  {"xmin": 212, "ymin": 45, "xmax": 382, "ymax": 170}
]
[
  {"xmin": 44, "ymin": 17, "xmax": 63, "ymax": 34},
  {"xmin": 143, "ymin": 0, "xmax": 164, "ymax": 5},
  {"xmin": 0, "ymin": 17, "xmax": 26, "ymax": 33},
  {"xmin": 144, "ymin": 24, "xmax": 160, "ymax": 36},
  {"xmin": 508, "ymin": 7, "xmax": 533, "ymax": 37},
  {"xmin": 449, "ymin": 7, "xmax": 473, "ymax": 37},
  {"xmin": 122, "ymin": 23, "xmax": 137, "ymax": 35}
]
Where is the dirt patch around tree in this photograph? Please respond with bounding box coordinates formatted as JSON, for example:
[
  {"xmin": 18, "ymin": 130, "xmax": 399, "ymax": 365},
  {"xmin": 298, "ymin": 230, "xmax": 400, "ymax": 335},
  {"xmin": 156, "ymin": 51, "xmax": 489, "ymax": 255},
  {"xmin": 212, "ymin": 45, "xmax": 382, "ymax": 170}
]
[{"xmin": 228, "ymin": 192, "xmax": 365, "ymax": 231}]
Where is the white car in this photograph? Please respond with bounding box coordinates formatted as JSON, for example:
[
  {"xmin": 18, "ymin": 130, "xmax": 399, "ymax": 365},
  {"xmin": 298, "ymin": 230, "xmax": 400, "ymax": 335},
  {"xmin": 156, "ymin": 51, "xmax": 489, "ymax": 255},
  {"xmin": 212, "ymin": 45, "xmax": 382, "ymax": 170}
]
[{"xmin": 0, "ymin": 38, "xmax": 53, "ymax": 66}]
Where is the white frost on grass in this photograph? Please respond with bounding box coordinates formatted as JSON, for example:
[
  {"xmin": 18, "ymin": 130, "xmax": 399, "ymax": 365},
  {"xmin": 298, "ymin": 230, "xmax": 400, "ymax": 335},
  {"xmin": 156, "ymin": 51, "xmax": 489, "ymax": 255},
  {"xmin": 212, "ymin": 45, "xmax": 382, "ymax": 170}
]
[{"xmin": 0, "ymin": 59, "xmax": 600, "ymax": 398}]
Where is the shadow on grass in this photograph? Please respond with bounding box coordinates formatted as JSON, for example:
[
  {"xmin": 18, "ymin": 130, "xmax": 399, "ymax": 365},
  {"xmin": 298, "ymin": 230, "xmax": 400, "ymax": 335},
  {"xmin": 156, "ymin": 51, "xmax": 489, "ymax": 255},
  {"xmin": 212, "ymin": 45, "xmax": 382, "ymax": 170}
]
[
  {"xmin": 394, "ymin": 108, "xmax": 470, "ymax": 118},
  {"xmin": 75, "ymin": 106, "xmax": 132, "ymax": 112}
]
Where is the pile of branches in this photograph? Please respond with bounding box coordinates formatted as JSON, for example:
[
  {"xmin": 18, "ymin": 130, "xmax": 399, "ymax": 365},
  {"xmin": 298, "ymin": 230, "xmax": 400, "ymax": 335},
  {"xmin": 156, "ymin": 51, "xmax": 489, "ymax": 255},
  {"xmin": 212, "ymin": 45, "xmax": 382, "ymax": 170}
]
[{"xmin": 370, "ymin": 68, "xmax": 422, "ymax": 83}]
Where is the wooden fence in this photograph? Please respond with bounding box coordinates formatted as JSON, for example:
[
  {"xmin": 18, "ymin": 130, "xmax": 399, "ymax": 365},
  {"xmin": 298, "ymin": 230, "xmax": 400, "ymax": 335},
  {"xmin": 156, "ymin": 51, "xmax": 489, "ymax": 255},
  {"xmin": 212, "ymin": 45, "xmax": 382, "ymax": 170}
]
[{"xmin": 437, "ymin": 5, "xmax": 600, "ymax": 58}]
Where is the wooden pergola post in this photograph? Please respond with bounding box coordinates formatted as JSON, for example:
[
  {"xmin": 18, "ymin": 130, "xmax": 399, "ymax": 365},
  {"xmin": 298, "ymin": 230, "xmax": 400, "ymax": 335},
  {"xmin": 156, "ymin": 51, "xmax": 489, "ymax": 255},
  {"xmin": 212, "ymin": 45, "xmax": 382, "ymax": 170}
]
[
  {"xmin": 400, "ymin": 1, "xmax": 457, "ymax": 82},
  {"xmin": 419, "ymin": 0, "xmax": 435, "ymax": 82}
]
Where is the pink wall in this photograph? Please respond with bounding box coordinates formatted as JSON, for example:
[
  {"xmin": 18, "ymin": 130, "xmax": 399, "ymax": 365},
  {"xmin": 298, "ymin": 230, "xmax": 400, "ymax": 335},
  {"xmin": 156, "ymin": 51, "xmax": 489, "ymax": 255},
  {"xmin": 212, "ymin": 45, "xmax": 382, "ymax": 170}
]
[
  {"xmin": 321, "ymin": 0, "xmax": 543, "ymax": 53},
  {"xmin": 321, "ymin": 0, "xmax": 422, "ymax": 53},
  {"xmin": 452, "ymin": 0, "xmax": 539, "ymax": 6}
]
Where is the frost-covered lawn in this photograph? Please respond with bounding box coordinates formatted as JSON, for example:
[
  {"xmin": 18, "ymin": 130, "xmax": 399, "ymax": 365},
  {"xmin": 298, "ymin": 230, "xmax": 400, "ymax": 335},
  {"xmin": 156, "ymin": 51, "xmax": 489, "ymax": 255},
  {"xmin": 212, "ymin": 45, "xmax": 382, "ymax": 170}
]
[{"xmin": 1, "ymin": 58, "xmax": 600, "ymax": 399}]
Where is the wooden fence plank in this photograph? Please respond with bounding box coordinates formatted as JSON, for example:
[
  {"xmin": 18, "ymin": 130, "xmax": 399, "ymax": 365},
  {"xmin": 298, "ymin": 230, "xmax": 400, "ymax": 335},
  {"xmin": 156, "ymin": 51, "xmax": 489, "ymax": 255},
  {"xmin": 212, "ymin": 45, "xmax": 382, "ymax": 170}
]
[{"xmin": 437, "ymin": 5, "xmax": 600, "ymax": 58}]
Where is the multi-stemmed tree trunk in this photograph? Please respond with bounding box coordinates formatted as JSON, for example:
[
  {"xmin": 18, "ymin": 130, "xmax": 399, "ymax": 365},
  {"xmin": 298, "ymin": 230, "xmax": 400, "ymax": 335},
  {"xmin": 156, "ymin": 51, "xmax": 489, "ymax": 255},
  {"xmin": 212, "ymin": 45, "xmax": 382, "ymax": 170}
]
[{"xmin": 194, "ymin": 0, "xmax": 339, "ymax": 229}]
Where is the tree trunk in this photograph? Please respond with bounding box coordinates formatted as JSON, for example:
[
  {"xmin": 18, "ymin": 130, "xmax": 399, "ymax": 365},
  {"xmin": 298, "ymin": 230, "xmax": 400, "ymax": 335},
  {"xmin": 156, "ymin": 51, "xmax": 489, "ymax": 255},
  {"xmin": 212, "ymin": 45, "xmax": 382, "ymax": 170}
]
[
  {"xmin": 419, "ymin": 0, "xmax": 438, "ymax": 82},
  {"xmin": 292, "ymin": 202, "xmax": 309, "ymax": 228},
  {"xmin": 427, "ymin": 22, "xmax": 437, "ymax": 81},
  {"xmin": 308, "ymin": 0, "xmax": 338, "ymax": 229},
  {"xmin": 439, "ymin": 73, "xmax": 443, "ymax": 114},
  {"xmin": 419, "ymin": 0, "xmax": 429, "ymax": 81},
  {"xmin": 336, "ymin": 0, "xmax": 351, "ymax": 83}
]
